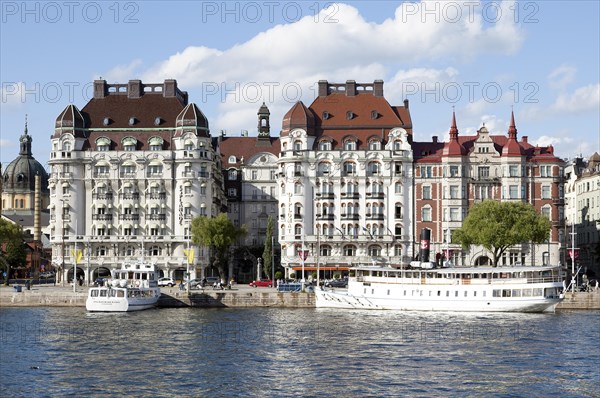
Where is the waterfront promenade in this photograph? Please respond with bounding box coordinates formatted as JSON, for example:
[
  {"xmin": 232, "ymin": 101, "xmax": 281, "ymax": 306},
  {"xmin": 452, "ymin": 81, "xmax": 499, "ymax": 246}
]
[
  {"xmin": 1, "ymin": 283, "xmax": 598, "ymax": 309},
  {"xmin": 0, "ymin": 283, "xmax": 315, "ymax": 308}
]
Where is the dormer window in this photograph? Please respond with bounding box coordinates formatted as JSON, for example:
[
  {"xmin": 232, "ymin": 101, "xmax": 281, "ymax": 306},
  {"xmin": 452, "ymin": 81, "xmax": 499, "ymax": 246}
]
[
  {"xmin": 148, "ymin": 136, "xmax": 163, "ymax": 151},
  {"xmin": 228, "ymin": 156, "xmax": 236, "ymax": 164},
  {"xmin": 346, "ymin": 111, "xmax": 354, "ymax": 120},
  {"xmin": 318, "ymin": 140, "xmax": 331, "ymax": 151},
  {"xmin": 371, "ymin": 111, "xmax": 378, "ymax": 120},
  {"xmin": 103, "ymin": 117, "xmax": 110, "ymax": 126},
  {"xmin": 96, "ymin": 137, "xmax": 111, "ymax": 152},
  {"xmin": 154, "ymin": 117, "xmax": 162, "ymax": 126},
  {"xmin": 129, "ymin": 117, "xmax": 136, "ymax": 126},
  {"xmin": 344, "ymin": 140, "xmax": 356, "ymax": 151},
  {"xmin": 122, "ymin": 137, "xmax": 137, "ymax": 152},
  {"xmin": 322, "ymin": 111, "xmax": 330, "ymax": 120}
]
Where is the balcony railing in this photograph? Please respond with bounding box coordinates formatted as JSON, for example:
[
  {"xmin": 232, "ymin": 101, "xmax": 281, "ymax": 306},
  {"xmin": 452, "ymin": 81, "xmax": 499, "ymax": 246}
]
[
  {"xmin": 92, "ymin": 214, "xmax": 113, "ymax": 221},
  {"xmin": 147, "ymin": 214, "xmax": 166, "ymax": 221},
  {"xmin": 92, "ymin": 193, "xmax": 113, "ymax": 200},
  {"xmin": 119, "ymin": 214, "xmax": 140, "ymax": 221}
]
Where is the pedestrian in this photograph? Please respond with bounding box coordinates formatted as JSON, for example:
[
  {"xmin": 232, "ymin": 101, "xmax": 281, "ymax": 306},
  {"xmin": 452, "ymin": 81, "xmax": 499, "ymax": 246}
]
[{"xmin": 179, "ymin": 281, "xmax": 184, "ymax": 291}]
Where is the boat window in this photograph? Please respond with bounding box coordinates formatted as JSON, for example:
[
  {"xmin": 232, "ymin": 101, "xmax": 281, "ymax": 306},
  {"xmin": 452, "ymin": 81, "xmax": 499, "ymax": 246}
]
[
  {"xmin": 437, "ymin": 290, "xmax": 441, "ymax": 296},
  {"xmin": 533, "ymin": 288, "xmax": 543, "ymax": 296},
  {"xmin": 482, "ymin": 291, "xmax": 486, "ymax": 297},
  {"xmin": 100, "ymin": 290, "xmax": 107, "ymax": 297},
  {"xmin": 403, "ymin": 290, "xmax": 407, "ymax": 296},
  {"xmin": 371, "ymin": 289, "xmax": 375, "ymax": 295},
  {"xmin": 502, "ymin": 289, "xmax": 511, "ymax": 297},
  {"xmin": 522, "ymin": 289, "xmax": 532, "ymax": 297},
  {"xmin": 512, "ymin": 289, "xmax": 521, "ymax": 297},
  {"xmin": 91, "ymin": 290, "xmax": 98, "ymax": 297},
  {"xmin": 493, "ymin": 289, "xmax": 501, "ymax": 297},
  {"xmin": 474, "ymin": 291, "xmax": 477, "ymax": 297},
  {"xmin": 387, "ymin": 289, "xmax": 390, "ymax": 295},
  {"xmin": 117, "ymin": 291, "xmax": 124, "ymax": 297},
  {"xmin": 455, "ymin": 291, "xmax": 458, "ymax": 297},
  {"xmin": 446, "ymin": 291, "xmax": 449, "ymax": 297},
  {"xmin": 464, "ymin": 291, "xmax": 468, "ymax": 297}
]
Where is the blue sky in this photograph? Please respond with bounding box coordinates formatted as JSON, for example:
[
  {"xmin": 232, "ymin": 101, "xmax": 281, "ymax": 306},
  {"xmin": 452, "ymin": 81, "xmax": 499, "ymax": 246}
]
[{"xmin": 1, "ymin": 1, "xmax": 599, "ymax": 169}]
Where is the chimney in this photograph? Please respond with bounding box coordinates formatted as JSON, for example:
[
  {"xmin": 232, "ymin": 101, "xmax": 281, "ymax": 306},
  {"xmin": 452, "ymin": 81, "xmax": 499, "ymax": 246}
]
[
  {"xmin": 128, "ymin": 80, "xmax": 142, "ymax": 99},
  {"xmin": 93, "ymin": 80, "xmax": 107, "ymax": 99},
  {"xmin": 318, "ymin": 80, "xmax": 329, "ymax": 97},
  {"xmin": 403, "ymin": 99, "xmax": 409, "ymax": 109},
  {"xmin": 432, "ymin": 136, "xmax": 438, "ymax": 144},
  {"xmin": 164, "ymin": 79, "xmax": 177, "ymax": 97},
  {"xmin": 373, "ymin": 80, "xmax": 384, "ymax": 97},
  {"xmin": 521, "ymin": 136, "xmax": 528, "ymax": 143},
  {"xmin": 345, "ymin": 80, "xmax": 357, "ymax": 96},
  {"xmin": 34, "ymin": 174, "xmax": 41, "ymax": 242},
  {"xmin": 241, "ymin": 130, "xmax": 248, "ymax": 137}
]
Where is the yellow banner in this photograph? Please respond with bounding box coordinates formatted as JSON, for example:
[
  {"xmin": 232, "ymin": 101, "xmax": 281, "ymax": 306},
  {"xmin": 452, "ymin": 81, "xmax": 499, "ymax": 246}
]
[
  {"xmin": 183, "ymin": 249, "xmax": 194, "ymax": 264},
  {"xmin": 71, "ymin": 249, "xmax": 83, "ymax": 264}
]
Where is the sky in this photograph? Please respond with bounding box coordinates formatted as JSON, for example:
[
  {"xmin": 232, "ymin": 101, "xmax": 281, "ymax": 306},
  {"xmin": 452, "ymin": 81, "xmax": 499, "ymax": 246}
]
[{"xmin": 1, "ymin": 0, "xmax": 599, "ymax": 170}]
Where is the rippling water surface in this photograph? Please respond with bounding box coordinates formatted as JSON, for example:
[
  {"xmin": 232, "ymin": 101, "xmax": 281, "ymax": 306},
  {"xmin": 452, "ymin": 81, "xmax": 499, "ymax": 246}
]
[{"xmin": 1, "ymin": 307, "xmax": 598, "ymax": 397}]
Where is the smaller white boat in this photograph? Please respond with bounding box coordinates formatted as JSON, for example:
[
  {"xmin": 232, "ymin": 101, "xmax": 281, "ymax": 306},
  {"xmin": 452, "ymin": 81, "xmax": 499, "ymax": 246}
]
[{"xmin": 86, "ymin": 261, "xmax": 161, "ymax": 312}]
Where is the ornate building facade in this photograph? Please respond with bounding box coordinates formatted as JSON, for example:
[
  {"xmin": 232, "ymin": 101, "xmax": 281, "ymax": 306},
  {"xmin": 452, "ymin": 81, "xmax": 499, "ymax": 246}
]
[
  {"xmin": 277, "ymin": 80, "xmax": 415, "ymax": 277},
  {"xmin": 47, "ymin": 79, "xmax": 224, "ymax": 283},
  {"xmin": 413, "ymin": 112, "xmax": 566, "ymax": 267}
]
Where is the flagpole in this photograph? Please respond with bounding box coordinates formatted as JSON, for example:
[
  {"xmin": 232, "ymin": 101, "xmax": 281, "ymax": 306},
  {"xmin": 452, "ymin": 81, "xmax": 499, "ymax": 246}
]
[{"xmin": 73, "ymin": 218, "xmax": 77, "ymax": 293}]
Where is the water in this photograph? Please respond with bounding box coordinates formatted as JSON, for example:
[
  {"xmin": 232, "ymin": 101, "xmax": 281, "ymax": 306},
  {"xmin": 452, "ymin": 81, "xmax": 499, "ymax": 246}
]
[{"xmin": 1, "ymin": 308, "xmax": 598, "ymax": 397}]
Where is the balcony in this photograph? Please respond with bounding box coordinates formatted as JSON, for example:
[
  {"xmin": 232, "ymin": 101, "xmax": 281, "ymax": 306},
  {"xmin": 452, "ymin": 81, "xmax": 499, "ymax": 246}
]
[
  {"xmin": 92, "ymin": 214, "xmax": 113, "ymax": 221},
  {"xmin": 119, "ymin": 214, "xmax": 140, "ymax": 221},
  {"xmin": 316, "ymin": 192, "xmax": 334, "ymax": 199},
  {"xmin": 119, "ymin": 193, "xmax": 140, "ymax": 200},
  {"xmin": 294, "ymin": 214, "xmax": 303, "ymax": 220},
  {"xmin": 93, "ymin": 193, "xmax": 113, "ymax": 200},
  {"xmin": 341, "ymin": 214, "xmax": 360, "ymax": 220},
  {"xmin": 148, "ymin": 193, "xmax": 166, "ymax": 200},
  {"xmin": 147, "ymin": 214, "xmax": 166, "ymax": 221},
  {"xmin": 366, "ymin": 214, "xmax": 385, "ymax": 220},
  {"xmin": 341, "ymin": 192, "xmax": 359, "ymax": 199}
]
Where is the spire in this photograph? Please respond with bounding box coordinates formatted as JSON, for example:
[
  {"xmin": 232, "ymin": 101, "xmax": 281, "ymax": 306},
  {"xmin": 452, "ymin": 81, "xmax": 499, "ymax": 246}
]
[
  {"xmin": 19, "ymin": 114, "xmax": 33, "ymax": 156},
  {"xmin": 449, "ymin": 108, "xmax": 458, "ymax": 140},
  {"xmin": 508, "ymin": 109, "xmax": 517, "ymax": 139}
]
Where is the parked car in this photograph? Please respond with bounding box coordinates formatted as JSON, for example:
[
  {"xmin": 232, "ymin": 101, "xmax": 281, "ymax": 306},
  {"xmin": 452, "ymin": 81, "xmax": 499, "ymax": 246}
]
[
  {"xmin": 40, "ymin": 271, "xmax": 55, "ymax": 279},
  {"xmin": 94, "ymin": 277, "xmax": 107, "ymax": 287},
  {"xmin": 205, "ymin": 277, "xmax": 219, "ymax": 286},
  {"xmin": 325, "ymin": 277, "xmax": 348, "ymax": 288},
  {"xmin": 249, "ymin": 279, "xmax": 273, "ymax": 288},
  {"xmin": 187, "ymin": 278, "xmax": 204, "ymax": 289},
  {"xmin": 158, "ymin": 277, "xmax": 175, "ymax": 287}
]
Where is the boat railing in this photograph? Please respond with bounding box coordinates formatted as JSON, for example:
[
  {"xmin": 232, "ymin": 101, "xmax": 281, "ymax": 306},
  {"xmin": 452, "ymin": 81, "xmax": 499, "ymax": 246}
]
[{"xmin": 355, "ymin": 275, "xmax": 561, "ymax": 285}]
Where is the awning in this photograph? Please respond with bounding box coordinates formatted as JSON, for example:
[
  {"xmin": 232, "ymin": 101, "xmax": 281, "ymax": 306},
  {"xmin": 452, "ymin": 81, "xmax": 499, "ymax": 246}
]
[
  {"xmin": 96, "ymin": 182, "xmax": 106, "ymax": 188},
  {"xmin": 61, "ymin": 182, "xmax": 69, "ymax": 187},
  {"xmin": 184, "ymin": 202, "xmax": 192, "ymax": 207},
  {"xmin": 62, "ymin": 201, "xmax": 69, "ymax": 207},
  {"xmin": 123, "ymin": 182, "xmax": 132, "ymax": 188},
  {"xmin": 184, "ymin": 181, "xmax": 192, "ymax": 187}
]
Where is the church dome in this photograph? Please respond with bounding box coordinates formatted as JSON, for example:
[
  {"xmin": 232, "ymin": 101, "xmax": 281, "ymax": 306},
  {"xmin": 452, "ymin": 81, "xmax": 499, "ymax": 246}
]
[{"xmin": 2, "ymin": 121, "xmax": 49, "ymax": 193}]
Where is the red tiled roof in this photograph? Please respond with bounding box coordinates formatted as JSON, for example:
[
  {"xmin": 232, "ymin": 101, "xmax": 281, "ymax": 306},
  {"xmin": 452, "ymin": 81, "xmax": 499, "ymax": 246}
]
[{"xmin": 219, "ymin": 136, "xmax": 281, "ymax": 167}]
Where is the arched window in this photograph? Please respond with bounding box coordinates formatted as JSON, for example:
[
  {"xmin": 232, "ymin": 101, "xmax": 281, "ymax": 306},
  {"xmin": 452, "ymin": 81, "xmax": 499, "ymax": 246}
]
[
  {"xmin": 318, "ymin": 162, "xmax": 331, "ymax": 176},
  {"xmin": 368, "ymin": 161, "xmax": 381, "ymax": 176},
  {"xmin": 294, "ymin": 224, "xmax": 303, "ymax": 238},
  {"xmin": 422, "ymin": 206, "xmax": 431, "ymax": 222},
  {"xmin": 228, "ymin": 169, "xmax": 238, "ymax": 180},
  {"xmin": 368, "ymin": 245, "xmax": 381, "ymax": 257},
  {"xmin": 395, "ymin": 182, "xmax": 402, "ymax": 194},
  {"xmin": 293, "ymin": 140, "xmax": 302, "ymax": 151},
  {"xmin": 321, "ymin": 245, "xmax": 332, "ymax": 256},
  {"xmin": 343, "ymin": 161, "xmax": 356, "ymax": 176},
  {"xmin": 344, "ymin": 140, "xmax": 356, "ymax": 151},
  {"xmin": 319, "ymin": 141, "xmax": 331, "ymax": 151},
  {"xmin": 228, "ymin": 156, "xmax": 236, "ymax": 164},
  {"xmin": 343, "ymin": 245, "xmax": 356, "ymax": 256},
  {"xmin": 369, "ymin": 140, "xmax": 381, "ymax": 150}
]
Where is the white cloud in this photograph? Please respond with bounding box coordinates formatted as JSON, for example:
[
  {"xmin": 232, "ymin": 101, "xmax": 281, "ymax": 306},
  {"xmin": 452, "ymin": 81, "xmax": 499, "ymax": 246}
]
[
  {"xmin": 100, "ymin": 1, "xmax": 524, "ymax": 133},
  {"xmin": 552, "ymin": 84, "xmax": 600, "ymax": 113},
  {"xmin": 0, "ymin": 81, "xmax": 27, "ymax": 108},
  {"xmin": 97, "ymin": 59, "xmax": 144, "ymax": 83},
  {"xmin": 548, "ymin": 65, "xmax": 577, "ymax": 91}
]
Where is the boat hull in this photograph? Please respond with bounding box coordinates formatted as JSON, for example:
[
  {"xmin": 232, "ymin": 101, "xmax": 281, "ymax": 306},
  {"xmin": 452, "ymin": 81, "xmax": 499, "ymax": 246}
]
[
  {"xmin": 315, "ymin": 288, "xmax": 561, "ymax": 313},
  {"xmin": 86, "ymin": 288, "xmax": 160, "ymax": 312}
]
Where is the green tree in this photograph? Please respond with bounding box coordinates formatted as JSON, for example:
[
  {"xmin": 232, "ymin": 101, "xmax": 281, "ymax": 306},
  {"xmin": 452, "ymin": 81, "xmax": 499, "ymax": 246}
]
[
  {"xmin": 262, "ymin": 216, "xmax": 273, "ymax": 279},
  {"xmin": 191, "ymin": 213, "xmax": 246, "ymax": 281},
  {"xmin": 453, "ymin": 200, "xmax": 551, "ymax": 267},
  {"xmin": 0, "ymin": 219, "xmax": 24, "ymax": 284}
]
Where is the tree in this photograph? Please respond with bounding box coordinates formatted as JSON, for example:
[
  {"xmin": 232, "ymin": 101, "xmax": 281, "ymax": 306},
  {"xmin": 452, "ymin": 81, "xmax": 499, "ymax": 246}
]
[
  {"xmin": 262, "ymin": 216, "xmax": 274, "ymax": 279},
  {"xmin": 191, "ymin": 213, "xmax": 246, "ymax": 281},
  {"xmin": 453, "ymin": 200, "xmax": 551, "ymax": 267},
  {"xmin": 0, "ymin": 219, "xmax": 24, "ymax": 284}
]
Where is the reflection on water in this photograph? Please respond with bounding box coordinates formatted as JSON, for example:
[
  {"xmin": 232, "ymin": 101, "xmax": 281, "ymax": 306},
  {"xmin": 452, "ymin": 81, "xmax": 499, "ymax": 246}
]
[{"xmin": 1, "ymin": 308, "xmax": 598, "ymax": 397}]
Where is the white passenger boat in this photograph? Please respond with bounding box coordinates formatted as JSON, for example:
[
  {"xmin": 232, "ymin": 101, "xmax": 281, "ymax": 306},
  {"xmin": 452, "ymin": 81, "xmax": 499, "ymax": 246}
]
[
  {"xmin": 86, "ymin": 262, "xmax": 161, "ymax": 312},
  {"xmin": 315, "ymin": 264, "xmax": 565, "ymax": 313}
]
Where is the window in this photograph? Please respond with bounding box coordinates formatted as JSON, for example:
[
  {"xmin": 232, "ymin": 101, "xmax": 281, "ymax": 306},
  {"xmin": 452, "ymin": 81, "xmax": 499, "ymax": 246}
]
[
  {"xmin": 422, "ymin": 206, "xmax": 432, "ymax": 222},
  {"xmin": 343, "ymin": 162, "xmax": 356, "ymax": 175},
  {"xmin": 318, "ymin": 162, "xmax": 331, "ymax": 175},
  {"xmin": 150, "ymin": 144, "xmax": 162, "ymax": 151},
  {"xmin": 344, "ymin": 140, "xmax": 356, "ymax": 151},
  {"xmin": 509, "ymin": 185, "xmax": 519, "ymax": 199},
  {"xmin": 395, "ymin": 182, "xmax": 402, "ymax": 194},
  {"xmin": 420, "ymin": 166, "xmax": 432, "ymax": 178},
  {"xmin": 509, "ymin": 165, "xmax": 519, "ymax": 177},
  {"xmin": 540, "ymin": 165, "xmax": 551, "ymax": 177},
  {"xmin": 478, "ymin": 167, "xmax": 490, "ymax": 178},
  {"xmin": 423, "ymin": 186, "xmax": 431, "ymax": 200},
  {"xmin": 541, "ymin": 186, "xmax": 550, "ymax": 199},
  {"xmin": 343, "ymin": 245, "xmax": 356, "ymax": 256},
  {"xmin": 121, "ymin": 164, "xmax": 136, "ymax": 176},
  {"xmin": 95, "ymin": 165, "xmax": 110, "ymax": 176},
  {"xmin": 228, "ymin": 170, "xmax": 237, "ymax": 180},
  {"xmin": 369, "ymin": 140, "xmax": 381, "ymax": 150},
  {"xmin": 369, "ymin": 162, "xmax": 381, "ymax": 175},
  {"xmin": 294, "ymin": 183, "xmax": 303, "ymax": 195},
  {"xmin": 321, "ymin": 245, "xmax": 332, "ymax": 256},
  {"xmin": 368, "ymin": 246, "xmax": 381, "ymax": 257},
  {"xmin": 148, "ymin": 164, "xmax": 163, "ymax": 176},
  {"xmin": 394, "ymin": 245, "xmax": 402, "ymax": 256},
  {"xmin": 293, "ymin": 140, "xmax": 302, "ymax": 151},
  {"xmin": 228, "ymin": 156, "xmax": 236, "ymax": 164},
  {"xmin": 449, "ymin": 185, "xmax": 459, "ymax": 199},
  {"xmin": 541, "ymin": 206, "xmax": 551, "ymax": 220},
  {"xmin": 252, "ymin": 170, "xmax": 258, "ymax": 180},
  {"xmin": 395, "ymin": 203, "xmax": 403, "ymax": 219},
  {"xmin": 318, "ymin": 141, "xmax": 331, "ymax": 151},
  {"xmin": 450, "ymin": 208, "xmax": 460, "ymax": 221},
  {"xmin": 228, "ymin": 188, "xmax": 237, "ymax": 197},
  {"xmin": 294, "ymin": 224, "xmax": 303, "ymax": 238},
  {"xmin": 449, "ymin": 166, "xmax": 459, "ymax": 177}
]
